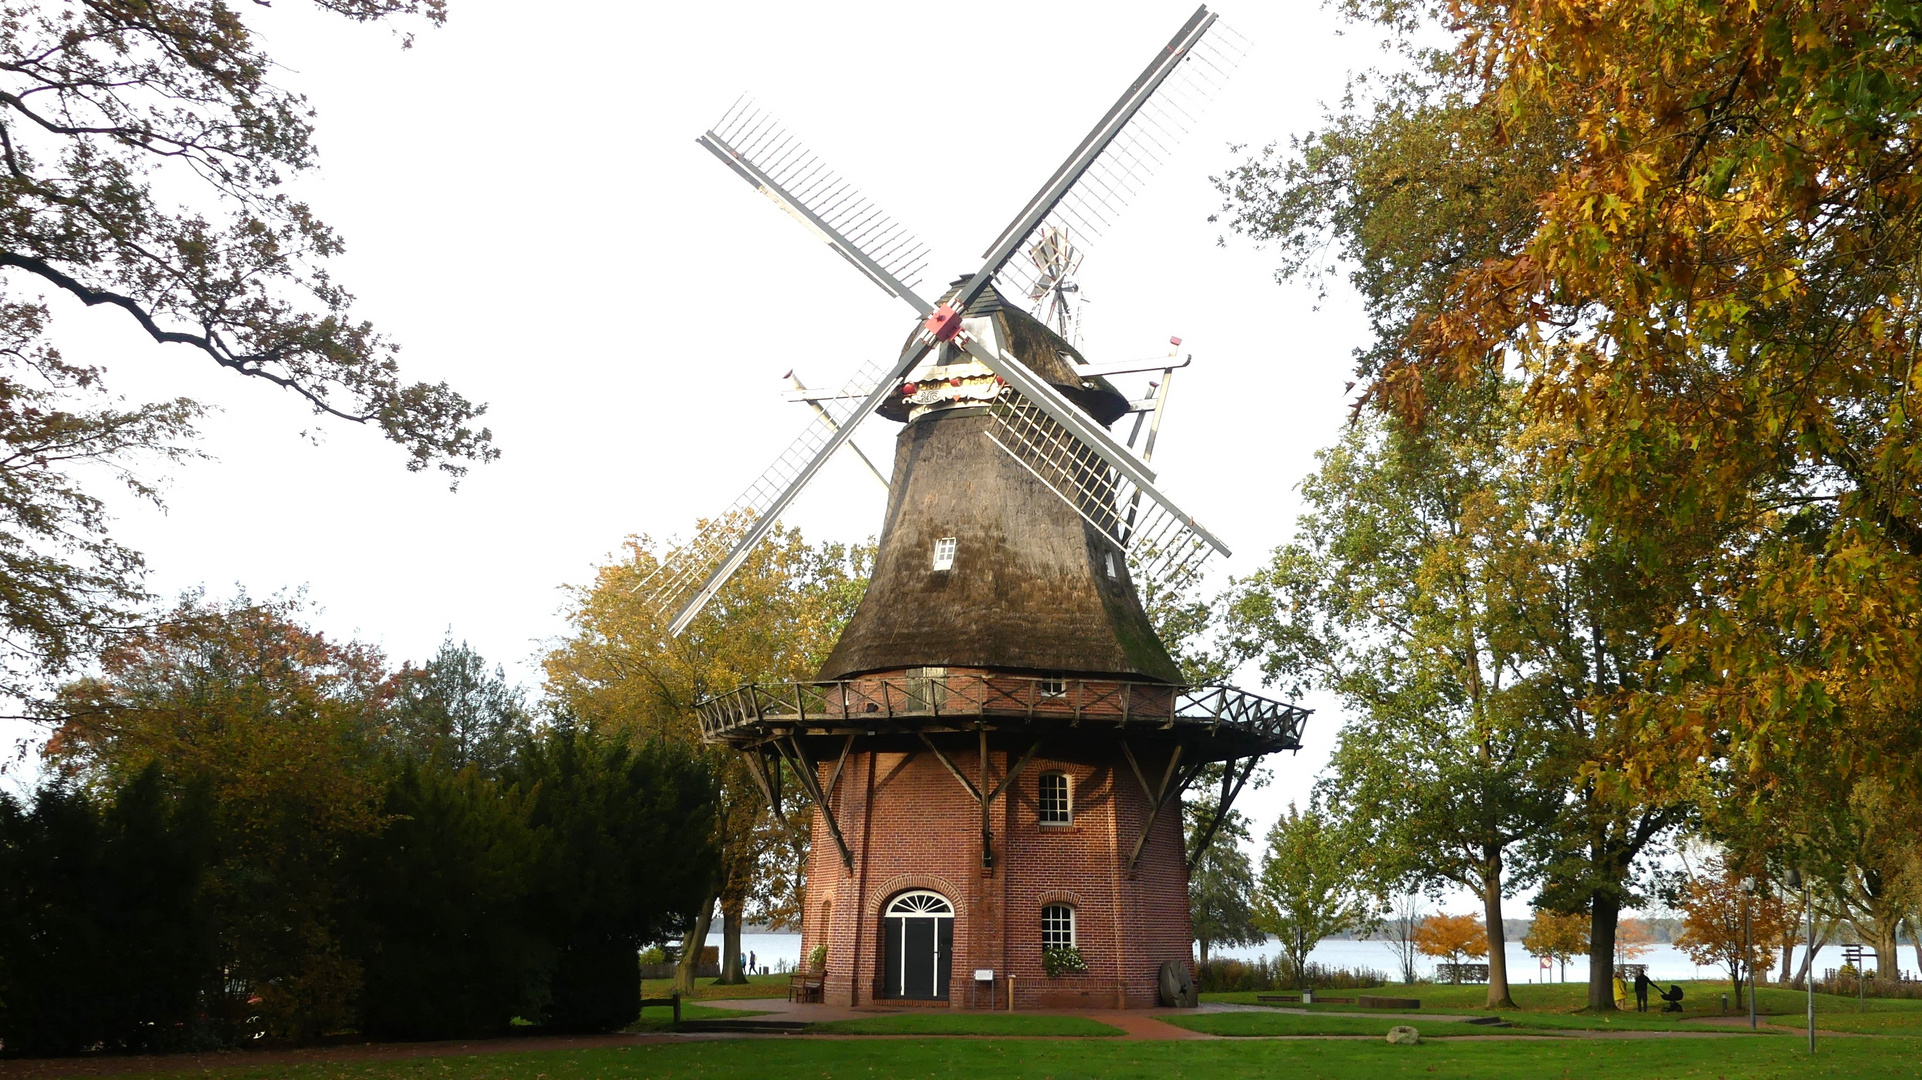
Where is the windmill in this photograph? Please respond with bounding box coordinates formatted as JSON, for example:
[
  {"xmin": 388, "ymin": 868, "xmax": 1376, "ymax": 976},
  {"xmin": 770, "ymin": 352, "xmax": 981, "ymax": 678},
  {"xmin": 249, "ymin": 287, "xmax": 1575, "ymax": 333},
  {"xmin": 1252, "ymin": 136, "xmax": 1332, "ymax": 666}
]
[{"xmin": 676, "ymin": 6, "xmax": 1309, "ymax": 1011}]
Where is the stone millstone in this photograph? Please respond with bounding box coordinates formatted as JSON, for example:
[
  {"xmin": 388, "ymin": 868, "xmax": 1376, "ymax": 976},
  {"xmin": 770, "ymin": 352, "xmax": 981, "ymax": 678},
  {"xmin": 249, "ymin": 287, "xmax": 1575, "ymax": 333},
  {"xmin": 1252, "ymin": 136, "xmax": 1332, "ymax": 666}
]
[
  {"xmin": 1385, "ymin": 1025, "xmax": 1421, "ymax": 1045},
  {"xmin": 1157, "ymin": 959, "xmax": 1198, "ymax": 1008}
]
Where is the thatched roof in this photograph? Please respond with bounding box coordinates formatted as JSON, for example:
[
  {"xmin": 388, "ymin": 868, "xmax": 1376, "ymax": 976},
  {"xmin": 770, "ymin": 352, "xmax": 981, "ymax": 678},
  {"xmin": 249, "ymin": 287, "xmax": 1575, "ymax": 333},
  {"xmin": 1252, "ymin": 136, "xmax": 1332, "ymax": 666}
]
[{"xmin": 816, "ymin": 405, "xmax": 1181, "ymax": 684}]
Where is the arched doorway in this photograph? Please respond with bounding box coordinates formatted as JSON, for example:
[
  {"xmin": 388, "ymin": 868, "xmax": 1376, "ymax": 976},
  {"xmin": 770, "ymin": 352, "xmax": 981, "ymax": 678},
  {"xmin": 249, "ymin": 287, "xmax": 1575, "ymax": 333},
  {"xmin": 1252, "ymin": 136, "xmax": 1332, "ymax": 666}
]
[{"xmin": 882, "ymin": 890, "xmax": 953, "ymax": 1000}]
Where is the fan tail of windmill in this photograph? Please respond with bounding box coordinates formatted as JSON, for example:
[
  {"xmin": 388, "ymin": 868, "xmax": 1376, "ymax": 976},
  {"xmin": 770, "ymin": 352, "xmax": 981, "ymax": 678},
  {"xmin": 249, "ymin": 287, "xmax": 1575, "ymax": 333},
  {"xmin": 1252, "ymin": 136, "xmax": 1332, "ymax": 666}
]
[{"xmin": 984, "ymin": 12, "xmax": 1250, "ymax": 308}]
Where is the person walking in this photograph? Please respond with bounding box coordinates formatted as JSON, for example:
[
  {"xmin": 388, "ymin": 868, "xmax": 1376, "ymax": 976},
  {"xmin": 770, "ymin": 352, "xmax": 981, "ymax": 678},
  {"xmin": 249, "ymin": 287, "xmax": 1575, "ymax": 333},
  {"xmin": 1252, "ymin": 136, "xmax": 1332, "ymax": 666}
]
[
  {"xmin": 1634, "ymin": 969, "xmax": 1652, "ymax": 1012},
  {"xmin": 749, "ymin": 949, "xmax": 757, "ymax": 975}
]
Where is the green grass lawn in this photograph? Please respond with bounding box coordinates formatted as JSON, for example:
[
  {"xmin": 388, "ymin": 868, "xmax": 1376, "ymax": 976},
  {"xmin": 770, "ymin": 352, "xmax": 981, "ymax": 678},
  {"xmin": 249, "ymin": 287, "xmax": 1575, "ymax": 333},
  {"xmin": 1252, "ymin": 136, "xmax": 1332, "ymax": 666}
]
[
  {"xmin": 637, "ymin": 972, "xmax": 790, "ymax": 1001},
  {"xmin": 627, "ymin": 1002, "xmax": 768, "ymax": 1032},
  {"xmin": 100, "ymin": 1034, "xmax": 1922, "ymax": 1080},
  {"xmin": 1202, "ymin": 980, "xmax": 1922, "ymax": 1037},
  {"xmin": 809, "ymin": 1013, "xmax": 1124, "ymax": 1036},
  {"xmin": 1159, "ymin": 1012, "xmax": 1515, "ymax": 1038}
]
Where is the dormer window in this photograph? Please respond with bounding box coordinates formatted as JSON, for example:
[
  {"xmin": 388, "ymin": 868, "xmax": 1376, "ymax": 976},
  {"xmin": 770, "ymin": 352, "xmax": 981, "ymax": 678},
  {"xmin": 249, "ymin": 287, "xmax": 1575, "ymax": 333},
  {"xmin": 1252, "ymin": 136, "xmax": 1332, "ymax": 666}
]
[{"xmin": 933, "ymin": 537, "xmax": 957, "ymax": 571}]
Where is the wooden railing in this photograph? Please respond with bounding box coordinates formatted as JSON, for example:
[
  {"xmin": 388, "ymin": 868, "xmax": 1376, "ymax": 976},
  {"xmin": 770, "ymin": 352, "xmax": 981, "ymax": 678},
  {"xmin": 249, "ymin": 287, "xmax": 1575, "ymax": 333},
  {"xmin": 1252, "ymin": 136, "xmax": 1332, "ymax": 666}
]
[{"xmin": 696, "ymin": 672, "xmax": 1307, "ymax": 750}]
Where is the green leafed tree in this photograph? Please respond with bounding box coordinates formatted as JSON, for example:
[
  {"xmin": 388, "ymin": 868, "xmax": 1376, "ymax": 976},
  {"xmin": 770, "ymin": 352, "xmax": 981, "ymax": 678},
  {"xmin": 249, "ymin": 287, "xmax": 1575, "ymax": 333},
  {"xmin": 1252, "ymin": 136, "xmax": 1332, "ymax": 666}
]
[
  {"xmin": 1186, "ymin": 799, "xmax": 1262, "ymax": 966},
  {"xmin": 1253, "ymin": 803, "xmax": 1373, "ymax": 988},
  {"xmin": 0, "ymin": 0, "xmax": 494, "ymax": 704},
  {"xmin": 1227, "ymin": 393, "xmax": 1570, "ymax": 1009},
  {"xmin": 0, "ymin": 765, "xmax": 213, "ymax": 1054},
  {"xmin": 387, "ymin": 638, "xmax": 532, "ymax": 776}
]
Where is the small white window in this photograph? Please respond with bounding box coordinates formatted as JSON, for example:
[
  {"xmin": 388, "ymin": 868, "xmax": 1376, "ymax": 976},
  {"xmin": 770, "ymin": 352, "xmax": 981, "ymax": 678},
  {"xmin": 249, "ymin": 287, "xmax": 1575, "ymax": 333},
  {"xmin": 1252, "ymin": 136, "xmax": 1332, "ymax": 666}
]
[
  {"xmin": 932, "ymin": 536, "xmax": 957, "ymax": 571},
  {"xmin": 1038, "ymin": 772, "xmax": 1071, "ymax": 825},
  {"xmin": 1042, "ymin": 904, "xmax": 1076, "ymax": 948},
  {"xmin": 1037, "ymin": 677, "xmax": 1066, "ymax": 698},
  {"xmin": 1104, "ymin": 552, "xmax": 1117, "ymax": 580}
]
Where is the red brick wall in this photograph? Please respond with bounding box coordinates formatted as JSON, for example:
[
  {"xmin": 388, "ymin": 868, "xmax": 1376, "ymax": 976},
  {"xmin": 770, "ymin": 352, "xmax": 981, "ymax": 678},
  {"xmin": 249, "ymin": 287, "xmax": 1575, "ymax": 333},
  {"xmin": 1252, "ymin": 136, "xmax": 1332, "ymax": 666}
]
[{"xmin": 797, "ymin": 736, "xmax": 1195, "ymax": 1009}]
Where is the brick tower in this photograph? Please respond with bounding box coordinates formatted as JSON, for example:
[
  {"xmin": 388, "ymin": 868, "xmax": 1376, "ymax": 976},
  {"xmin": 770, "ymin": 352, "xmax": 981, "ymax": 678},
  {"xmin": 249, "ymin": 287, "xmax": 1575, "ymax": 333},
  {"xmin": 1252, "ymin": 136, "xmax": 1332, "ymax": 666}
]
[{"xmin": 697, "ymin": 285, "xmax": 1306, "ymax": 1009}]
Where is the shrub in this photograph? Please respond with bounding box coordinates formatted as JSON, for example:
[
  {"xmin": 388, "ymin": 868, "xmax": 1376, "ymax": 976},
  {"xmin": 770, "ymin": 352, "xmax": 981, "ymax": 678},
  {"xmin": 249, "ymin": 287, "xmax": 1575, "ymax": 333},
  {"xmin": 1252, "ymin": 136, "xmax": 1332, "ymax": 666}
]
[{"xmin": 1194, "ymin": 954, "xmax": 1388, "ymax": 993}]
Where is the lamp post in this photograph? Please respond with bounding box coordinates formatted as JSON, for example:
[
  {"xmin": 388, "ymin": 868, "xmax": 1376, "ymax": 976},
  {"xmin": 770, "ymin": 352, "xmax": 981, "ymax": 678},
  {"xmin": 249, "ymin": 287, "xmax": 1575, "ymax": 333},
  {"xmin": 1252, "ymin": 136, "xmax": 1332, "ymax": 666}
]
[
  {"xmin": 1786, "ymin": 867, "xmax": 1814, "ymax": 1055},
  {"xmin": 1741, "ymin": 876, "xmax": 1757, "ymax": 1030}
]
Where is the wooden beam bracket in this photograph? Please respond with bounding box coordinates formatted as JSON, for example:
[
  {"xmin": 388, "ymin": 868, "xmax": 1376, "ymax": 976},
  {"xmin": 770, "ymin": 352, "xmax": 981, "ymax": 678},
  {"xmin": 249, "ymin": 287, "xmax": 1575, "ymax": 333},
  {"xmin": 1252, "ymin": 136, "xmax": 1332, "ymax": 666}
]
[
  {"xmin": 774, "ymin": 734, "xmax": 853, "ymax": 871},
  {"xmin": 1186, "ymin": 755, "xmax": 1259, "ymax": 874},
  {"xmin": 1120, "ymin": 739, "xmax": 1188, "ymax": 871}
]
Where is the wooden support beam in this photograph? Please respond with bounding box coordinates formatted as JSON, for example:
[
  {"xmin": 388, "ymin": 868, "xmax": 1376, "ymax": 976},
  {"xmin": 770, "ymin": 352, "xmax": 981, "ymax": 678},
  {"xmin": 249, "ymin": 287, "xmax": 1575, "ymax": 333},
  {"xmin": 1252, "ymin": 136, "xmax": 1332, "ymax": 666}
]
[
  {"xmin": 774, "ymin": 735, "xmax": 853, "ymax": 871},
  {"xmin": 985, "ymin": 738, "xmax": 1044, "ymax": 805},
  {"xmin": 825, "ymin": 734, "xmax": 856, "ymax": 804},
  {"xmin": 743, "ymin": 747, "xmax": 780, "ymax": 815},
  {"xmin": 1122, "ymin": 740, "xmax": 1186, "ymax": 870},
  {"xmin": 918, "ymin": 732, "xmax": 982, "ymax": 802},
  {"xmin": 1186, "ymin": 756, "xmax": 1260, "ymax": 874},
  {"xmin": 979, "ymin": 726, "xmax": 993, "ymax": 869}
]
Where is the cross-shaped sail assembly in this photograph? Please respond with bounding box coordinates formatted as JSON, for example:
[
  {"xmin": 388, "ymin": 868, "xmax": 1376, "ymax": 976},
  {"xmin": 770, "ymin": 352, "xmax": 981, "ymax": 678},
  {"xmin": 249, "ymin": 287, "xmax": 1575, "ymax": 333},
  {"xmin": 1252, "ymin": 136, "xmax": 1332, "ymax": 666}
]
[{"xmin": 639, "ymin": 5, "xmax": 1245, "ymax": 636}]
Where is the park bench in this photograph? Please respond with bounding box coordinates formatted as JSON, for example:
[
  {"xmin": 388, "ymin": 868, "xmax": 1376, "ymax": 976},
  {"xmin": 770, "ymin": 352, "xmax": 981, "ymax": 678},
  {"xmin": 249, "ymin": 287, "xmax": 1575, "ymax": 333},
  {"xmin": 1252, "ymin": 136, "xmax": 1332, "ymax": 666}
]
[
  {"xmin": 789, "ymin": 969, "xmax": 826, "ymax": 1003},
  {"xmin": 637, "ymin": 992, "xmax": 682, "ymax": 1027}
]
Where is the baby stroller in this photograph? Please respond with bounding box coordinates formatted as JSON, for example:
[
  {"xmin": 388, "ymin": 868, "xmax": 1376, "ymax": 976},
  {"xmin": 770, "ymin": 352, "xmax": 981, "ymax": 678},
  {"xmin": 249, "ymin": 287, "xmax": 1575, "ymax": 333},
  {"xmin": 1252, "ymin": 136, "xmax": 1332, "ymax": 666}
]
[{"xmin": 1658, "ymin": 984, "xmax": 1685, "ymax": 1013}]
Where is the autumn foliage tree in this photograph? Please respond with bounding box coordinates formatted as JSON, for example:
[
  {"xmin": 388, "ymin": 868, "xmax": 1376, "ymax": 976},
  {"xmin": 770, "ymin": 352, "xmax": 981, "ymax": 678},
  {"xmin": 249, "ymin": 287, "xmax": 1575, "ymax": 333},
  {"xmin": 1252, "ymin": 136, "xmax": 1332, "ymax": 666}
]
[
  {"xmin": 27, "ymin": 594, "xmax": 716, "ymax": 1044},
  {"xmin": 1523, "ymin": 909, "xmax": 1589, "ymax": 982},
  {"xmin": 1412, "ymin": 911, "xmax": 1488, "ymax": 978},
  {"xmin": 1289, "ymin": 0, "xmax": 1922, "ymax": 842},
  {"xmin": 1675, "ymin": 855, "xmax": 1791, "ymax": 1008},
  {"xmin": 0, "ymin": 0, "xmax": 494, "ymax": 704},
  {"xmin": 545, "ymin": 522, "xmax": 870, "ymax": 991},
  {"xmin": 48, "ymin": 592, "xmax": 392, "ymax": 1040}
]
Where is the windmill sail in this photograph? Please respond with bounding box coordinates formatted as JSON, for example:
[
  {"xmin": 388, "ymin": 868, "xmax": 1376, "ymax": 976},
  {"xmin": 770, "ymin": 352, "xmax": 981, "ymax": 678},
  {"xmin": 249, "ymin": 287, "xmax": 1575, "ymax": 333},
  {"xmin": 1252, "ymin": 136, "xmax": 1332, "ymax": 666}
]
[
  {"xmin": 630, "ymin": 350, "xmax": 902, "ymax": 631},
  {"xmin": 700, "ymin": 99, "xmax": 931, "ymax": 302},
  {"xmin": 980, "ymin": 7, "xmax": 1249, "ymax": 307},
  {"xmin": 982, "ymin": 389, "xmax": 1222, "ymax": 585}
]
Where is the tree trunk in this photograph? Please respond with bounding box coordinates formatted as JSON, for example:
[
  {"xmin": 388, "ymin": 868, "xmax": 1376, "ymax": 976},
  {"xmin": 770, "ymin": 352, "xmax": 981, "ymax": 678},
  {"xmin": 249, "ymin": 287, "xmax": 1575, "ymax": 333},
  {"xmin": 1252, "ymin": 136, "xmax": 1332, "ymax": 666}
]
[
  {"xmin": 1481, "ymin": 859, "xmax": 1517, "ymax": 1009},
  {"xmin": 1778, "ymin": 939, "xmax": 1793, "ymax": 984},
  {"xmin": 1909, "ymin": 917, "xmax": 1922, "ymax": 981},
  {"xmin": 673, "ymin": 894, "xmax": 716, "ymax": 996},
  {"xmin": 1587, "ymin": 892, "xmax": 1619, "ymax": 1011},
  {"xmin": 719, "ymin": 898, "xmax": 748, "ymax": 984},
  {"xmin": 1874, "ymin": 921, "xmax": 1900, "ymax": 982},
  {"xmin": 1198, "ymin": 938, "xmax": 1211, "ymax": 966}
]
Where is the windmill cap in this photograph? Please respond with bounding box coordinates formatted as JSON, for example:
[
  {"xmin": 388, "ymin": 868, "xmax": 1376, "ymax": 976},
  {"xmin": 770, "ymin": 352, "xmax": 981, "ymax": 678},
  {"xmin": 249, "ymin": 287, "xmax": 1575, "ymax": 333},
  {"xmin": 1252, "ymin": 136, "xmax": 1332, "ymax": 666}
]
[{"xmin": 878, "ymin": 279, "xmax": 1129, "ymax": 425}]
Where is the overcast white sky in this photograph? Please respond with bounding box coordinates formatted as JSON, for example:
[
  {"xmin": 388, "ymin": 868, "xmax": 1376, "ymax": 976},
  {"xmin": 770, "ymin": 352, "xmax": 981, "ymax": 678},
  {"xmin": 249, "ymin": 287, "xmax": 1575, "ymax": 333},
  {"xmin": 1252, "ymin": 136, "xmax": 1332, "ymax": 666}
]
[{"xmin": 9, "ymin": 1, "xmax": 1418, "ymax": 882}]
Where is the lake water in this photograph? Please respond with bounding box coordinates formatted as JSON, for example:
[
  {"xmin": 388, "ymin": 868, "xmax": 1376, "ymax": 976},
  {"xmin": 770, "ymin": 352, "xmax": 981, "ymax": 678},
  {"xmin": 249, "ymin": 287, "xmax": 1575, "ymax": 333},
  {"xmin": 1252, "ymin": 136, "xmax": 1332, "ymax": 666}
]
[{"xmin": 731, "ymin": 932, "xmax": 1910, "ymax": 984}]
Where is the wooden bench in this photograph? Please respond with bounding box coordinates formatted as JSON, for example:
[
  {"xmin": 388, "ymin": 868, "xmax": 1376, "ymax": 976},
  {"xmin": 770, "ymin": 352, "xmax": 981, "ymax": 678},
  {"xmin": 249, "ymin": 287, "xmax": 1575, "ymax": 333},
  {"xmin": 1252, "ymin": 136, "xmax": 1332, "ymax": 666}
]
[
  {"xmin": 1255, "ymin": 993, "xmax": 1355, "ymax": 1004},
  {"xmin": 638, "ymin": 993, "xmax": 682, "ymax": 1027},
  {"xmin": 789, "ymin": 970, "xmax": 825, "ymax": 1003}
]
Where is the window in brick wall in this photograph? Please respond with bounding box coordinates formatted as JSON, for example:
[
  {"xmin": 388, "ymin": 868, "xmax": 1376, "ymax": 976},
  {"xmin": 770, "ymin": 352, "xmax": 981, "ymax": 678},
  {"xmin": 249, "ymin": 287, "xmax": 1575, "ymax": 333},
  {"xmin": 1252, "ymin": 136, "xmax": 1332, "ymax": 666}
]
[
  {"xmin": 1042, "ymin": 904, "xmax": 1076, "ymax": 949},
  {"xmin": 1038, "ymin": 772, "xmax": 1072, "ymax": 825}
]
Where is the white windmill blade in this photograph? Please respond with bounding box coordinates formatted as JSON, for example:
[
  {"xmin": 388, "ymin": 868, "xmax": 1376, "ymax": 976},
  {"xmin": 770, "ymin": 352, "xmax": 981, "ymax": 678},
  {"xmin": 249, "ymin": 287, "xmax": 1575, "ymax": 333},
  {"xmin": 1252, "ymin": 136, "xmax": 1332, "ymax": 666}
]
[
  {"xmin": 632, "ymin": 345, "xmax": 923, "ymax": 633},
  {"xmin": 973, "ymin": 5, "xmax": 1250, "ymax": 308},
  {"xmin": 698, "ymin": 100, "xmax": 932, "ymax": 305},
  {"xmin": 983, "ymin": 388, "xmax": 1221, "ymax": 588}
]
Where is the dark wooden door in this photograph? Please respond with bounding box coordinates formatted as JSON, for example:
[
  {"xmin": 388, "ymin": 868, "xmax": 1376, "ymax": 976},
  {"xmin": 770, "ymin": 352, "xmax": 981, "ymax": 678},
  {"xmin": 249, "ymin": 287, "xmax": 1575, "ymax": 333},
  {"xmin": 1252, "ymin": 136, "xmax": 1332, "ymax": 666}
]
[{"xmin": 882, "ymin": 915, "xmax": 953, "ymax": 999}]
